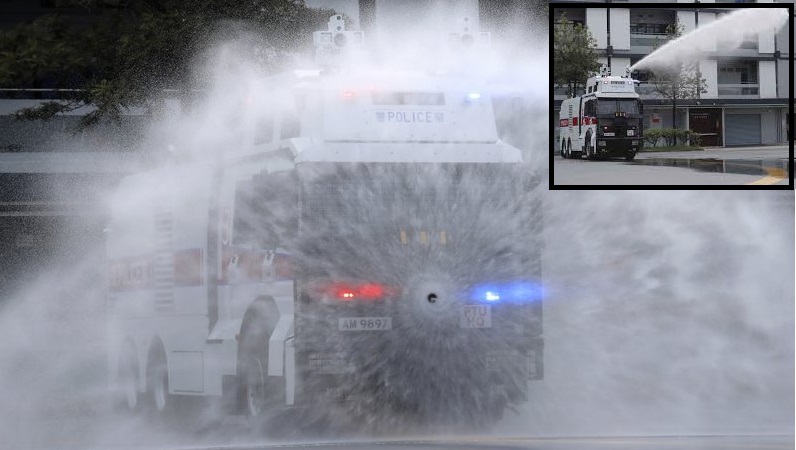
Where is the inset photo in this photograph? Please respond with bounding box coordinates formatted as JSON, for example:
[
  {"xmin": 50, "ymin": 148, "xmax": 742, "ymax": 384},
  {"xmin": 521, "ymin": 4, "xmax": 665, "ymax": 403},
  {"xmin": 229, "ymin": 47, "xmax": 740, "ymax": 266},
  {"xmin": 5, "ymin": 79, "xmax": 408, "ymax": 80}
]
[{"xmin": 550, "ymin": 2, "xmax": 794, "ymax": 188}]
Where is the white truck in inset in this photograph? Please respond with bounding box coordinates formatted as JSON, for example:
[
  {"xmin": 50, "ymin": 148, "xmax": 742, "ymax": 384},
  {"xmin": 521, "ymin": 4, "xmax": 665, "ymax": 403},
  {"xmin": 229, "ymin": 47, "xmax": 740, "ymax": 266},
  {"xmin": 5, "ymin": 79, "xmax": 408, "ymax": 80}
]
[
  {"xmin": 107, "ymin": 24, "xmax": 543, "ymax": 431},
  {"xmin": 558, "ymin": 67, "xmax": 642, "ymax": 160}
]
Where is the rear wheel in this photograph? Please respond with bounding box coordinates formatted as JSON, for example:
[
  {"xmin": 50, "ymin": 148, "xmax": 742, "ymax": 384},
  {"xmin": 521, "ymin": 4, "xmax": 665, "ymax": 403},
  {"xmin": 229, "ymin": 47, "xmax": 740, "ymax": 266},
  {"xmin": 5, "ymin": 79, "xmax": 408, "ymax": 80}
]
[
  {"xmin": 626, "ymin": 152, "xmax": 636, "ymax": 161},
  {"xmin": 147, "ymin": 342, "xmax": 176, "ymax": 417},
  {"xmin": 239, "ymin": 299, "xmax": 284, "ymax": 420},
  {"xmin": 584, "ymin": 135, "xmax": 593, "ymax": 160},
  {"xmin": 116, "ymin": 344, "xmax": 140, "ymax": 413}
]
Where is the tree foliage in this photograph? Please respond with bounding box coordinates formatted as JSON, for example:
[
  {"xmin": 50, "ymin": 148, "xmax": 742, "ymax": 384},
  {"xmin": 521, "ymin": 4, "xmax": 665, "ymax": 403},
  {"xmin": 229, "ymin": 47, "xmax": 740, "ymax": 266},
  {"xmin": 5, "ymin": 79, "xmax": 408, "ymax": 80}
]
[
  {"xmin": 0, "ymin": 0, "xmax": 335, "ymax": 128},
  {"xmin": 648, "ymin": 22, "xmax": 708, "ymax": 129},
  {"xmin": 553, "ymin": 12, "xmax": 600, "ymax": 97}
]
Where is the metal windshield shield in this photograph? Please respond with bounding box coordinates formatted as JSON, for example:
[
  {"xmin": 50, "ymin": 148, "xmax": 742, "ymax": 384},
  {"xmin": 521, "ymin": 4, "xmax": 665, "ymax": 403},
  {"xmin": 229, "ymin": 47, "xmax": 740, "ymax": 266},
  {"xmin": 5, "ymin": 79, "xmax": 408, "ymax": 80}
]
[{"xmin": 596, "ymin": 98, "xmax": 641, "ymax": 116}]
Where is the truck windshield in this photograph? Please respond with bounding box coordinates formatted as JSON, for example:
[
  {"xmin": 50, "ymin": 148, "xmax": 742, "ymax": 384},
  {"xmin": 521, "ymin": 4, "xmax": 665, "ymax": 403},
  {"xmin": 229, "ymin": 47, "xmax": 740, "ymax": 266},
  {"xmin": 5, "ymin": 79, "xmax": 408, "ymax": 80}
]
[{"xmin": 597, "ymin": 99, "xmax": 639, "ymax": 115}]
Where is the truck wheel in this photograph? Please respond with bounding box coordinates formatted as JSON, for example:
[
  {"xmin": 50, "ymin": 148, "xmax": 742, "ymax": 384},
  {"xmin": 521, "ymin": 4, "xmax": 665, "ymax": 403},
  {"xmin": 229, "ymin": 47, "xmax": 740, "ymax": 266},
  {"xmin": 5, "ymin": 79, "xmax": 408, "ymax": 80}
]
[
  {"xmin": 584, "ymin": 136, "xmax": 593, "ymax": 160},
  {"xmin": 560, "ymin": 140, "xmax": 566, "ymax": 158},
  {"xmin": 239, "ymin": 299, "xmax": 283, "ymax": 419},
  {"xmin": 147, "ymin": 342, "xmax": 175, "ymax": 416},
  {"xmin": 117, "ymin": 344, "xmax": 140, "ymax": 413},
  {"xmin": 626, "ymin": 152, "xmax": 636, "ymax": 161}
]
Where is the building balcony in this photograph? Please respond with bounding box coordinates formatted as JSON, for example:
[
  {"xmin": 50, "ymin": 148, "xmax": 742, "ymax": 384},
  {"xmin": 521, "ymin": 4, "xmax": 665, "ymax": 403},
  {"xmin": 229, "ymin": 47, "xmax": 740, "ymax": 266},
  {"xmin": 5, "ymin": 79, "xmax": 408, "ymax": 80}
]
[
  {"xmin": 630, "ymin": 33, "xmax": 670, "ymax": 55},
  {"xmin": 717, "ymin": 83, "xmax": 760, "ymax": 98}
]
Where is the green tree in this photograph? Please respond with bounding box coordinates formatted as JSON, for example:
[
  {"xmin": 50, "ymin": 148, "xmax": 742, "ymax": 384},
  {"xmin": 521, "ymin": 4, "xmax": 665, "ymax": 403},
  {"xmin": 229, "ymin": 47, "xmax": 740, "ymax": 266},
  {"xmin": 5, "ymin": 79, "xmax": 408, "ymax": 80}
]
[
  {"xmin": 0, "ymin": 0, "xmax": 334, "ymax": 128},
  {"xmin": 648, "ymin": 22, "xmax": 708, "ymax": 130},
  {"xmin": 553, "ymin": 12, "xmax": 600, "ymax": 97}
]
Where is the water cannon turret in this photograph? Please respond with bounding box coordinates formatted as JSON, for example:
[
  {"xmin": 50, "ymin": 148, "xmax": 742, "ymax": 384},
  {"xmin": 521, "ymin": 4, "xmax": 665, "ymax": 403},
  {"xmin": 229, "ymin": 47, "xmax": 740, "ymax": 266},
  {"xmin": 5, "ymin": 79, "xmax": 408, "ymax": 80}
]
[
  {"xmin": 313, "ymin": 14, "xmax": 365, "ymax": 66},
  {"xmin": 447, "ymin": 16, "xmax": 490, "ymax": 49},
  {"xmin": 599, "ymin": 65, "xmax": 610, "ymax": 77},
  {"xmin": 623, "ymin": 67, "xmax": 631, "ymax": 78}
]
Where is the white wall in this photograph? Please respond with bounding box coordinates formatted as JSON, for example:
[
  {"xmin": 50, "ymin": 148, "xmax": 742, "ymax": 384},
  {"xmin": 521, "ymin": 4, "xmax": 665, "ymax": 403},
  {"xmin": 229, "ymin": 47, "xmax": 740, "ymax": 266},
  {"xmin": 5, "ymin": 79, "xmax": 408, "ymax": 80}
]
[
  {"xmin": 610, "ymin": 9, "xmax": 630, "ymax": 51},
  {"xmin": 587, "ymin": 9, "xmax": 608, "ymax": 49},
  {"xmin": 677, "ymin": 10, "xmax": 695, "ymax": 34},
  {"xmin": 700, "ymin": 59, "xmax": 718, "ymax": 99},
  {"xmin": 611, "ymin": 57, "xmax": 631, "ymax": 77},
  {"xmin": 759, "ymin": 60, "xmax": 777, "ymax": 98}
]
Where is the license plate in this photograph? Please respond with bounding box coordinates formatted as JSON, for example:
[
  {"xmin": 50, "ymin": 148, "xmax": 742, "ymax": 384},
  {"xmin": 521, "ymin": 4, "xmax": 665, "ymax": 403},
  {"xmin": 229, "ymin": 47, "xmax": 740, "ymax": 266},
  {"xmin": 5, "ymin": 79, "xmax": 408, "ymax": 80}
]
[
  {"xmin": 460, "ymin": 305, "xmax": 492, "ymax": 328},
  {"xmin": 338, "ymin": 317, "xmax": 392, "ymax": 331}
]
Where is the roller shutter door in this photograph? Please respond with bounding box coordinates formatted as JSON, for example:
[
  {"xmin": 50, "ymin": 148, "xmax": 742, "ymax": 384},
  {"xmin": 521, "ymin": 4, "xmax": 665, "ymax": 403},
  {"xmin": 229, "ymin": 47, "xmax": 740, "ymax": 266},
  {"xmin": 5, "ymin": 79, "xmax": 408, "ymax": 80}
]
[{"xmin": 725, "ymin": 114, "xmax": 761, "ymax": 146}]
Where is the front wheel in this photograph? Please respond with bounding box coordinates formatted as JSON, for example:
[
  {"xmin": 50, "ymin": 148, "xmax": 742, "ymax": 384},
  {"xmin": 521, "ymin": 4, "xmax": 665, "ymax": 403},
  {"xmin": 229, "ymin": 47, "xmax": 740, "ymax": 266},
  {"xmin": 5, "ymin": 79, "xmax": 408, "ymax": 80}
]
[{"xmin": 626, "ymin": 152, "xmax": 636, "ymax": 161}]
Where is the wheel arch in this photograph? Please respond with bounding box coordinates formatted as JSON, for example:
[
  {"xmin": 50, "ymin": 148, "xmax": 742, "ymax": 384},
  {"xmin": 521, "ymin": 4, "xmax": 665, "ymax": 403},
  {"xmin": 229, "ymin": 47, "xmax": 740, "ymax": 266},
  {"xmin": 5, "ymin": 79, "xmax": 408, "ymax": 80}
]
[
  {"xmin": 237, "ymin": 296, "xmax": 279, "ymax": 372},
  {"xmin": 236, "ymin": 295, "xmax": 282, "ymax": 416}
]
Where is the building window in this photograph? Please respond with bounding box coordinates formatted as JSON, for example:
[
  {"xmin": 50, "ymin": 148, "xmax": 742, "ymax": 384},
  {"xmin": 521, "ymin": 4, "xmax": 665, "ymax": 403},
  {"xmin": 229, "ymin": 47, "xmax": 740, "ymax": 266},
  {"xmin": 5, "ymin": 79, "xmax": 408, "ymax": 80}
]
[{"xmin": 629, "ymin": 23, "xmax": 669, "ymax": 35}]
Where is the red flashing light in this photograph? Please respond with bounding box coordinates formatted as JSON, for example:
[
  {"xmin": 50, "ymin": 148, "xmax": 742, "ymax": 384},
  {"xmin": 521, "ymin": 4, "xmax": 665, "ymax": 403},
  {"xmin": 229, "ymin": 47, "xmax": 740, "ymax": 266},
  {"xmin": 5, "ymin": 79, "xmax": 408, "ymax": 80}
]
[
  {"xmin": 341, "ymin": 90, "xmax": 355, "ymax": 100},
  {"xmin": 319, "ymin": 281, "xmax": 396, "ymax": 301}
]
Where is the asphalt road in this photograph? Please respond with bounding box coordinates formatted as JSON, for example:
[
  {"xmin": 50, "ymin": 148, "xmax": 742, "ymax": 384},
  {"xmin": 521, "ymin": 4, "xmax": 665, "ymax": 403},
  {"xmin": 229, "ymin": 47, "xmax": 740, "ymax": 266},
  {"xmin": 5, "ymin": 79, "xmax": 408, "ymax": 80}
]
[
  {"xmin": 552, "ymin": 145, "xmax": 791, "ymax": 186},
  {"xmin": 185, "ymin": 435, "xmax": 795, "ymax": 450}
]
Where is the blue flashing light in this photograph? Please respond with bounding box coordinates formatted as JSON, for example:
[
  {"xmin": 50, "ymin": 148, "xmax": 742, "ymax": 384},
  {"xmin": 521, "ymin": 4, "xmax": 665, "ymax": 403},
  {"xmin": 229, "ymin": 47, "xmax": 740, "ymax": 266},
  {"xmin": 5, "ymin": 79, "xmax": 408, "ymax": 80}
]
[
  {"xmin": 470, "ymin": 281, "xmax": 543, "ymax": 304},
  {"xmin": 466, "ymin": 92, "xmax": 481, "ymax": 101}
]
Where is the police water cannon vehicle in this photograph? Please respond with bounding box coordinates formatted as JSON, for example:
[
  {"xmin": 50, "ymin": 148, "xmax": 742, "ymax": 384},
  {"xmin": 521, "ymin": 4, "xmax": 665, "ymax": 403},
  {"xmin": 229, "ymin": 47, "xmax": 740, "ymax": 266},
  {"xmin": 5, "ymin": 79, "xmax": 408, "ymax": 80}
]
[
  {"xmin": 558, "ymin": 65, "xmax": 642, "ymax": 160},
  {"xmin": 107, "ymin": 16, "xmax": 542, "ymax": 431}
]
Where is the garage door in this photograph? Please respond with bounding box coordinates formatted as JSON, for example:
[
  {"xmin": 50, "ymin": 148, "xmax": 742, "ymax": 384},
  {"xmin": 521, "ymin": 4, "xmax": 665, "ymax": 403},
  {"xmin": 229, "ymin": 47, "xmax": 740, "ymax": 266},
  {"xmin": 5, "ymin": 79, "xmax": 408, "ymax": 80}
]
[{"xmin": 725, "ymin": 114, "xmax": 761, "ymax": 146}]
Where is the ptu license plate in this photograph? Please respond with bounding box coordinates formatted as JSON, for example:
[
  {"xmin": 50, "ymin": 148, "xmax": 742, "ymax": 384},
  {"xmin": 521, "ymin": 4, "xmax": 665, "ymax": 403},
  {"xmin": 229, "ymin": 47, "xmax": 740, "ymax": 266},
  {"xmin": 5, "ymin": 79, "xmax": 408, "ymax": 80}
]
[
  {"xmin": 460, "ymin": 305, "xmax": 492, "ymax": 328},
  {"xmin": 338, "ymin": 317, "xmax": 392, "ymax": 331}
]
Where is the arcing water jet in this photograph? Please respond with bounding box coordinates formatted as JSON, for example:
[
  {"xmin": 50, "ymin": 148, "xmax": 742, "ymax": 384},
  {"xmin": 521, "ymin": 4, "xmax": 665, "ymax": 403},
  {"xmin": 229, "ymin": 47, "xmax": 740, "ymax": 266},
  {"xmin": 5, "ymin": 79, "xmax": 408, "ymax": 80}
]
[{"xmin": 630, "ymin": 8, "xmax": 789, "ymax": 71}]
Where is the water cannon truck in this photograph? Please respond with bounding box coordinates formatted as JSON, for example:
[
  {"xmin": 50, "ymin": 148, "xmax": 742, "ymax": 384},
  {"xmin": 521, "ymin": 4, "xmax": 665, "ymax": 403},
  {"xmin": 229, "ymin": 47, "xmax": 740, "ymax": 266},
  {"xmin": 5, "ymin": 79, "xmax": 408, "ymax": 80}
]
[
  {"xmin": 106, "ymin": 15, "xmax": 543, "ymax": 432},
  {"xmin": 558, "ymin": 66, "xmax": 642, "ymax": 160}
]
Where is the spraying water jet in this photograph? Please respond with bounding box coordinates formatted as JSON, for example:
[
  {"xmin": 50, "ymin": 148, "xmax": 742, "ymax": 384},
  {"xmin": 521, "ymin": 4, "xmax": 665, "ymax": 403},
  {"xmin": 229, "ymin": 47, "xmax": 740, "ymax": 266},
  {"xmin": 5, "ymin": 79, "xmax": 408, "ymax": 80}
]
[{"xmin": 630, "ymin": 8, "xmax": 789, "ymax": 72}]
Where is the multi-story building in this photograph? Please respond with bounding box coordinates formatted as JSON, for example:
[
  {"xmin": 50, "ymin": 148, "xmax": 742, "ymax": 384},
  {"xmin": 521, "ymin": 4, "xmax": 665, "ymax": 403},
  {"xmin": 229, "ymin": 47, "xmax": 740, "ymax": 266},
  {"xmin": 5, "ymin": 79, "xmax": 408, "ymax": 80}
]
[{"xmin": 553, "ymin": 3, "xmax": 792, "ymax": 147}]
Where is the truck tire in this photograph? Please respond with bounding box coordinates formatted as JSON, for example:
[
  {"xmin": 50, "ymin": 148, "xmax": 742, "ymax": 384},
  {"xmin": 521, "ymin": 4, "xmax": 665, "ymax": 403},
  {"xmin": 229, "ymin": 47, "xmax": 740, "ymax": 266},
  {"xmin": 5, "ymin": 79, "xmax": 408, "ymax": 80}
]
[
  {"xmin": 116, "ymin": 342, "xmax": 140, "ymax": 413},
  {"xmin": 147, "ymin": 341, "xmax": 175, "ymax": 416},
  {"xmin": 583, "ymin": 134, "xmax": 593, "ymax": 160},
  {"xmin": 560, "ymin": 140, "xmax": 566, "ymax": 158},
  {"xmin": 239, "ymin": 299, "xmax": 284, "ymax": 419},
  {"xmin": 625, "ymin": 152, "xmax": 636, "ymax": 161}
]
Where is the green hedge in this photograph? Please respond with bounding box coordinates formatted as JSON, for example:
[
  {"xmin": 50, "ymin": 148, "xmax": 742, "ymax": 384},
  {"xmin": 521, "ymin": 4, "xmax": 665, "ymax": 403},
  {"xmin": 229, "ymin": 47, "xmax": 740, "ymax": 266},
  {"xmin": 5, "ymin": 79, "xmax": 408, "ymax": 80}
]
[{"xmin": 643, "ymin": 128, "xmax": 701, "ymax": 147}]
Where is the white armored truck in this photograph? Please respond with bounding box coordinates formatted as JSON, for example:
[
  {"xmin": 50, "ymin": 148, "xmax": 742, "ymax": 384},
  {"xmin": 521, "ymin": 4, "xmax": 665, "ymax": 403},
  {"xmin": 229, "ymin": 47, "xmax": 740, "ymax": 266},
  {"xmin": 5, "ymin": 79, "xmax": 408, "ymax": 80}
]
[
  {"xmin": 559, "ymin": 66, "xmax": 642, "ymax": 160},
  {"xmin": 107, "ymin": 19, "xmax": 543, "ymax": 430}
]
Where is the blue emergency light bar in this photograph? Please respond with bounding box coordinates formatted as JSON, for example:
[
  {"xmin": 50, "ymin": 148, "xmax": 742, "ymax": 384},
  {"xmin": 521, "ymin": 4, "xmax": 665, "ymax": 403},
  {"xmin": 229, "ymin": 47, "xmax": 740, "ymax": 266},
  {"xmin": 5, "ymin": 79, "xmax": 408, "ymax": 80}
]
[{"xmin": 469, "ymin": 281, "xmax": 543, "ymax": 304}]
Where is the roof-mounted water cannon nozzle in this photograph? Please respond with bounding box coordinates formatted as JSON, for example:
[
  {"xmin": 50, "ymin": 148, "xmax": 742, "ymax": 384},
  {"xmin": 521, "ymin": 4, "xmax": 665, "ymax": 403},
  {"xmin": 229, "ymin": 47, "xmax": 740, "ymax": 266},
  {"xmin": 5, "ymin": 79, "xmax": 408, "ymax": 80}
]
[
  {"xmin": 624, "ymin": 67, "xmax": 631, "ymax": 78},
  {"xmin": 447, "ymin": 16, "xmax": 490, "ymax": 49},
  {"xmin": 599, "ymin": 65, "xmax": 610, "ymax": 77},
  {"xmin": 313, "ymin": 14, "xmax": 364, "ymax": 65}
]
